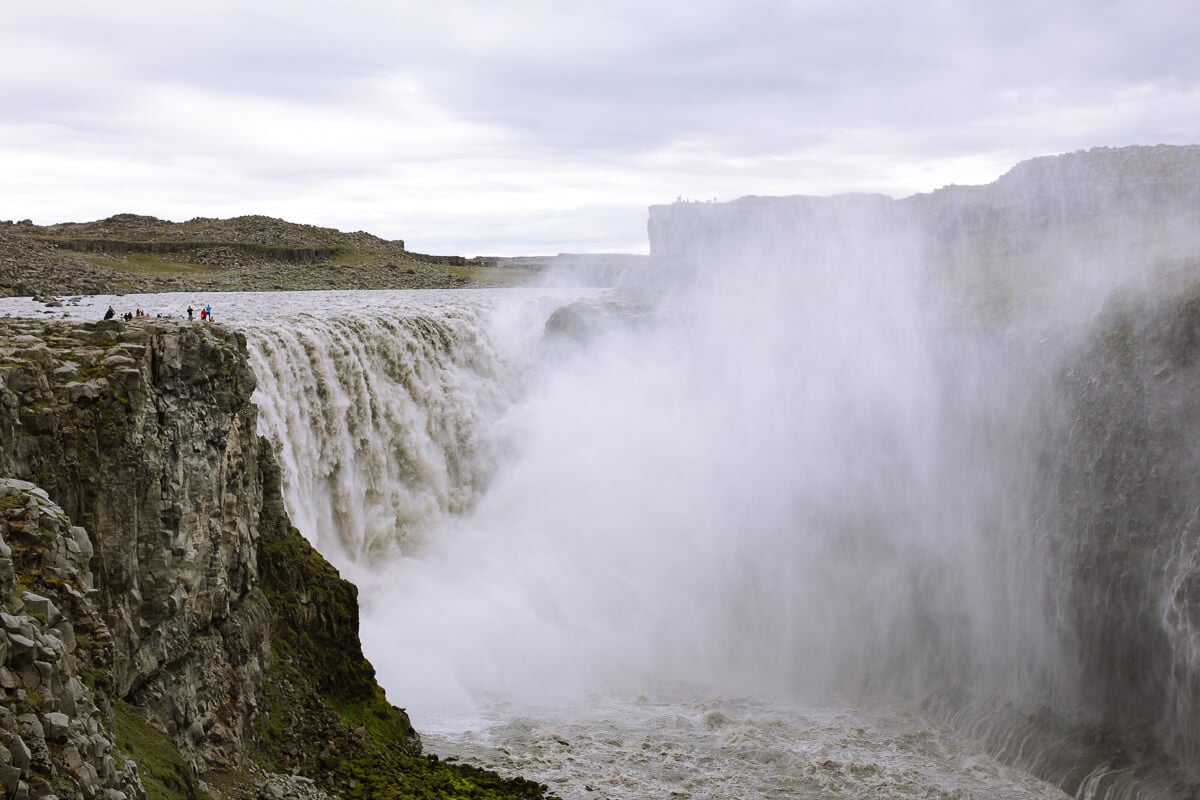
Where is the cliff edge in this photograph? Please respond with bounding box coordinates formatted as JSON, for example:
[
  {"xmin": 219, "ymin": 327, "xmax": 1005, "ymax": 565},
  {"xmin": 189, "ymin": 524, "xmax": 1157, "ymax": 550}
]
[{"xmin": 0, "ymin": 318, "xmax": 549, "ymax": 799}]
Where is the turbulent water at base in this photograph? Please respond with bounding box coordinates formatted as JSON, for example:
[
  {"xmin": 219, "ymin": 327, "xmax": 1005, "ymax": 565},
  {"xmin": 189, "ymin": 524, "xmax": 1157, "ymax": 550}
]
[
  {"xmin": 5, "ymin": 157, "xmax": 1200, "ymax": 798},
  {"xmin": 419, "ymin": 696, "xmax": 1069, "ymax": 800}
]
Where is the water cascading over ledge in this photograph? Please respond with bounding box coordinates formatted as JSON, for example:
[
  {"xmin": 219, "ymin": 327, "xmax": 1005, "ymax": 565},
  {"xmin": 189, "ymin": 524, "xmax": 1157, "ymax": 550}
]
[
  {"xmin": 244, "ymin": 308, "xmax": 516, "ymax": 563},
  {"xmin": 238, "ymin": 146, "xmax": 1200, "ymax": 799}
]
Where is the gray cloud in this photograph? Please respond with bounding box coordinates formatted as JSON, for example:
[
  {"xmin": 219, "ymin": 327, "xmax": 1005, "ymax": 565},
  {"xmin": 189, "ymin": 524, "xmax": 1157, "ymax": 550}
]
[{"xmin": 1, "ymin": 0, "xmax": 1197, "ymax": 254}]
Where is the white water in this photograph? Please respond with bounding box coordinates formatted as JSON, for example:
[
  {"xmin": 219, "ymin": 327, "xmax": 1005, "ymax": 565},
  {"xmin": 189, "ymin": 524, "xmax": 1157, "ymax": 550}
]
[
  {"xmin": 0, "ymin": 287, "xmax": 1081, "ymax": 797},
  {"xmin": 420, "ymin": 696, "xmax": 1068, "ymax": 800}
]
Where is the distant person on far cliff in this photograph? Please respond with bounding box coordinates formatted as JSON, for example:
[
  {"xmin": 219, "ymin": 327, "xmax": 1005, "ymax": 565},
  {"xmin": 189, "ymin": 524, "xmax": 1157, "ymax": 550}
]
[
  {"xmin": 187, "ymin": 305, "xmax": 193, "ymax": 320},
  {"xmin": 104, "ymin": 305, "xmax": 115, "ymax": 320}
]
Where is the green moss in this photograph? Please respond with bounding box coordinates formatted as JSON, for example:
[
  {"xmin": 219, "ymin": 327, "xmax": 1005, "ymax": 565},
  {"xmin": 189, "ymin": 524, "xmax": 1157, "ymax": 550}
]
[
  {"xmin": 79, "ymin": 665, "xmax": 107, "ymax": 692},
  {"xmin": 259, "ymin": 525, "xmax": 374, "ymax": 694},
  {"xmin": 92, "ymin": 393, "xmax": 134, "ymax": 450},
  {"xmin": 251, "ymin": 517, "xmax": 554, "ymax": 799},
  {"xmin": 9, "ymin": 580, "xmax": 31, "ymax": 603},
  {"xmin": 326, "ymin": 685, "xmax": 407, "ymax": 744},
  {"xmin": 17, "ymin": 689, "xmax": 44, "ymax": 715},
  {"xmin": 338, "ymin": 752, "xmax": 551, "ymax": 800},
  {"xmin": 34, "ymin": 465, "xmax": 53, "ymax": 488},
  {"xmin": 76, "ymin": 362, "xmax": 109, "ymax": 382},
  {"xmin": 114, "ymin": 701, "xmax": 214, "ymax": 800}
]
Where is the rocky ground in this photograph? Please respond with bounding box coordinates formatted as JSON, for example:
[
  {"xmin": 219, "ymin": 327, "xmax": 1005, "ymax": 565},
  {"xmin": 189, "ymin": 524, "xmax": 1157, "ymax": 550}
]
[
  {"xmin": 0, "ymin": 479, "xmax": 143, "ymax": 800},
  {"xmin": 0, "ymin": 215, "xmax": 537, "ymax": 298}
]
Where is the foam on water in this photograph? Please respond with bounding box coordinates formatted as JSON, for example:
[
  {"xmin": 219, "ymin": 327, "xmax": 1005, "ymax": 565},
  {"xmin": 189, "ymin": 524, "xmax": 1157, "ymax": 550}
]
[
  {"xmin": 0, "ymin": 288, "xmax": 1079, "ymax": 798},
  {"xmin": 420, "ymin": 695, "xmax": 1070, "ymax": 800}
]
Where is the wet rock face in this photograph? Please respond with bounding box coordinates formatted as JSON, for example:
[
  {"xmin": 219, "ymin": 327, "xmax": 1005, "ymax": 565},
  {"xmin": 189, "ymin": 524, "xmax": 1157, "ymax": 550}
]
[
  {"xmin": 1050, "ymin": 285, "xmax": 1200, "ymax": 777},
  {"xmin": 0, "ymin": 479, "xmax": 143, "ymax": 800},
  {"xmin": 0, "ymin": 318, "xmax": 271, "ymax": 771}
]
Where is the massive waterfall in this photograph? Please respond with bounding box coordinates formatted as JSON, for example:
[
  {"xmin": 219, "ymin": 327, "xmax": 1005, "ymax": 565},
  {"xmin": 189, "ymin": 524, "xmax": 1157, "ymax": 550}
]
[
  {"xmin": 8, "ymin": 147, "xmax": 1198, "ymax": 799},
  {"xmin": 171, "ymin": 212, "xmax": 1164, "ymax": 800},
  {"xmin": 244, "ymin": 150, "xmax": 1200, "ymax": 799}
]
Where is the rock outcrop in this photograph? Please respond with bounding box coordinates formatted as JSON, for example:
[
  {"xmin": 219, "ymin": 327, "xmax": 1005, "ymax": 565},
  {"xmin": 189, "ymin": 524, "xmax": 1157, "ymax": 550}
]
[
  {"xmin": 0, "ymin": 479, "xmax": 143, "ymax": 800},
  {"xmin": 0, "ymin": 317, "xmax": 550, "ymax": 799},
  {"xmin": 0, "ymin": 317, "xmax": 269, "ymax": 776},
  {"xmin": 1048, "ymin": 279, "xmax": 1200, "ymax": 782}
]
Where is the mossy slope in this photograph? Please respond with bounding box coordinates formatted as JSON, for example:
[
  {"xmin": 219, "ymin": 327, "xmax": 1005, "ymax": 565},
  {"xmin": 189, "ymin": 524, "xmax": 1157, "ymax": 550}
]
[{"xmin": 253, "ymin": 438, "xmax": 552, "ymax": 799}]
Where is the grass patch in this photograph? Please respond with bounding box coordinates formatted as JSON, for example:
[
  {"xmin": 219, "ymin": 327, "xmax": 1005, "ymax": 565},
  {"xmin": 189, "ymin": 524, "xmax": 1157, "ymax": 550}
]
[
  {"xmin": 328, "ymin": 684, "xmax": 415, "ymax": 746},
  {"xmin": 0, "ymin": 492, "xmax": 25, "ymax": 512},
  {"xmin": 328, "ymin": 249, "xmax": 379, "ymax": 266},
  {"xmin": 445, "ymin": 265, "xmax": 539, "ymax": 285},
  {"xmin": 114, "ymin": 700, "xmax": 214, "ymax": 800},
  {"xmin": 75, "ymin": 252, "xmax": 222, "ymax": 276}
]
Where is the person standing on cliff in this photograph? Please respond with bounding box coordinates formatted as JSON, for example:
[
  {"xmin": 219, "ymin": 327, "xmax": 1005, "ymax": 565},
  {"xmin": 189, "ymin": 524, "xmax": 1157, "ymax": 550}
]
[{"xmin": 187, "ymin": 305, "xmax": 193, "ymax": 320}]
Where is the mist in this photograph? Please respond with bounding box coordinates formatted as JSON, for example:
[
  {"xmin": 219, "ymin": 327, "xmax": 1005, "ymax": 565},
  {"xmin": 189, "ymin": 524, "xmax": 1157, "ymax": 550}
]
[
  {"xmin": 353, "ymin": 197, "xmax": 1079, "ymax": 718},
  {"xmin": 235, "ymin": 147, "xmax": 1200, "ymax": 794}
]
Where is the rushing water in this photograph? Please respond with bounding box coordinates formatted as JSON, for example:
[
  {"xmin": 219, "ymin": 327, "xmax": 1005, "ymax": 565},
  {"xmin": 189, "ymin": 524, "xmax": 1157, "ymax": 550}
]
[
  {"xmin": 419, "ymin": 696, "xmax": 1070, "ymax": 800},
  {"xmin": 0, "ymin": 288, "xmax": 1081, "ymax": 799},
  {"xmin": 3, "ymin": 185, "xmax": 1199, "ymax": 800}
]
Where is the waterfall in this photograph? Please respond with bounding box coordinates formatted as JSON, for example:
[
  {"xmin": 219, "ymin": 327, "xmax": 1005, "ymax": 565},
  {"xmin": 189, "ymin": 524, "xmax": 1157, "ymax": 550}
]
[
  {"xmin": 242, "ymin": 218, "xmax": 1070, "ymax": 709},
  {"xmin": 244, "ymin": 307, "xmax": 513, "ymax": 563},
  {"xmin": 235, "ymin": 148, "xmax": 1200, "ymax": 797},
  {"xmin": 242, "ymin": 290, "xmax": 599, "ymax": 563}
]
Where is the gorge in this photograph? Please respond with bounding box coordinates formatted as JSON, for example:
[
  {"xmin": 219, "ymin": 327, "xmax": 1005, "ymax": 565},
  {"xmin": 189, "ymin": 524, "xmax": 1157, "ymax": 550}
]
[{"xmin": 2, "ymin": 144, "xmax": 1200, "ymax": 799}]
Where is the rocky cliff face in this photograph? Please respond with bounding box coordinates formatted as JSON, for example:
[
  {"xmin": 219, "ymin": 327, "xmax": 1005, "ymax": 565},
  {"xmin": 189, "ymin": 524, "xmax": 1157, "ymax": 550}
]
[
  {"xmin": 0, "ymin": 317, "xmax": 269, "ymax": 777},
  {"xmin": 0, "ymin": 479, "xmax": 143, "ymax": 800},
  {"xmin": 1048, "ymin": 280, "xmax": 1200, "ymax": 780},
  {"xmin": 0, "ymin": 318, "xmax": 548, "ymax": 800}
]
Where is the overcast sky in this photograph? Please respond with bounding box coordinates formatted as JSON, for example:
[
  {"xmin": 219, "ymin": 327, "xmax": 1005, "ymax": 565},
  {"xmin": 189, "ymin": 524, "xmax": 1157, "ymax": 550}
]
[{"xmin": 1, "ymin": 1, "xmax": 1196, "ymax": 255}]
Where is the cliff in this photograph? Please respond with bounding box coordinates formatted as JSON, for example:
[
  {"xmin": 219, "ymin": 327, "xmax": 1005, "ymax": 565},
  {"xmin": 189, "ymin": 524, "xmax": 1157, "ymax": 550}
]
[
  {"xmin": 0, "ymin": 318, "xmax": 549, "ymax": 799},
  {"xmin": 1045, "ymin": 278, "xmax": 1200, "ymax": 785},
  {"xmin": 647, "ymin": 144, "xmax": 1200, "ymax": 309}
]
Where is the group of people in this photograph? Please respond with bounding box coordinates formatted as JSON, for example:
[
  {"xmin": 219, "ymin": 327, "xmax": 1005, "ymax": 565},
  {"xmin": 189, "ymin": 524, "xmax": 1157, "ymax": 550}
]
[
  {"xmin": 104, "ymin": 306, "xmax": 158, "ymax": 321},
  {"xmin": 187, "ymin": 304, "xmax": 214, "ymax": 321},
  {"xmin": 103, "ymin": 303, "xmax": 214, "ymax": 322}
]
